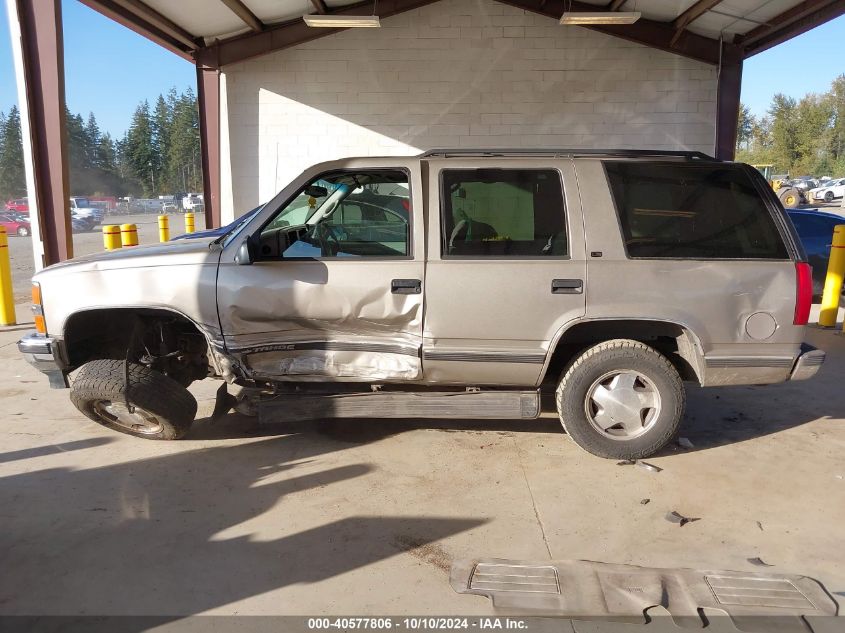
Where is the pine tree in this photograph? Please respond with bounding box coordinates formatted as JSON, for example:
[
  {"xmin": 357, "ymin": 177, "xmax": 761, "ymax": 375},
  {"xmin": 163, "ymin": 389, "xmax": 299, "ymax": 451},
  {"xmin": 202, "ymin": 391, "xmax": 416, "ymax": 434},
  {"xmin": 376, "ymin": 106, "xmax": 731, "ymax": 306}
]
[
  {"xmin": 0, "ymin": 106, "xmax": 26, "ymax": 202},
  {"xmin": 125, "ymin": 100, "xmax": 157, "ymax": 196},
  {"xmin": 85, "ymin": 112, "xmax": 101, "ymax": 167},
  {"xmin": 152, "ymin": 95, "xmax": 172, "ymax": 192},
  {"xmin": 168, "ymin": 90, "xmax": 202, "ymax": 193}
]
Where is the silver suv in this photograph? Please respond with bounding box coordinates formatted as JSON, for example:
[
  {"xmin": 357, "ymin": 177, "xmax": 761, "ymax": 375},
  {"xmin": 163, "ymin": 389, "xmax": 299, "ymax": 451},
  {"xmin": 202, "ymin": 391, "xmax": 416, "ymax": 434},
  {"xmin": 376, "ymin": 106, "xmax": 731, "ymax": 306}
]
[{"xmin": 18, "ymin": 149, "xmax": 825, "ymax": 459}]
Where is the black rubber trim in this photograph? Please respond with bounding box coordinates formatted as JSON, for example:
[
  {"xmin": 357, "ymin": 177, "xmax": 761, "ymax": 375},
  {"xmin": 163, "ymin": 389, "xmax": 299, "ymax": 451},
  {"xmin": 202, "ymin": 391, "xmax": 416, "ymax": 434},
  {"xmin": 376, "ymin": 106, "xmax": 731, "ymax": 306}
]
[{"xmin": 424, "ymin": 351, "xmax": 546, "ymax": 364}]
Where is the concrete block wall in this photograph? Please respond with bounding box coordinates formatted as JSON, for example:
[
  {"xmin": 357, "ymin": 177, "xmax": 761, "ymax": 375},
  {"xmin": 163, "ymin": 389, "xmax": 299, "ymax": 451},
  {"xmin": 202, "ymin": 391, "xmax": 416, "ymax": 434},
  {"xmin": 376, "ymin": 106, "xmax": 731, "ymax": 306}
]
[{"xmin": 220, "ymin": 0, "xmax": 718, "ymax": 221}]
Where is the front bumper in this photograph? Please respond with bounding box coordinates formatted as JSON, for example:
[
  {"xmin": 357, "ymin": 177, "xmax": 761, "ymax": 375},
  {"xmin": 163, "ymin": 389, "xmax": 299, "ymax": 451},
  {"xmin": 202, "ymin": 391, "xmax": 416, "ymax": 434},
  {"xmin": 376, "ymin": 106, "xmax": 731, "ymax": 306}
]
[
  {"xmin": 790, "ymin": 343, "xmax": 825, "ymax": 381},
  {"xmin": 17, "ymin": 332, "xmax": 69, "ymax": 388}
]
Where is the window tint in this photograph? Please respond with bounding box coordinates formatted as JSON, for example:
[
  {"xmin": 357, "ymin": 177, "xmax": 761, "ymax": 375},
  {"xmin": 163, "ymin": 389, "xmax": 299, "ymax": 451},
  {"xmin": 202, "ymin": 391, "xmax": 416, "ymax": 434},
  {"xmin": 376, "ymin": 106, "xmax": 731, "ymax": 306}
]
[
  {"xmin": 259, "ymin": 170, "xmax": 410, "ymax": 259},
  {"xmin": 605, "ymin": 162, "xmax": 788, "ymax": 259},
  {"xmin": 440, "ymin": 169, "xmax": 567, "ymax": 257}
]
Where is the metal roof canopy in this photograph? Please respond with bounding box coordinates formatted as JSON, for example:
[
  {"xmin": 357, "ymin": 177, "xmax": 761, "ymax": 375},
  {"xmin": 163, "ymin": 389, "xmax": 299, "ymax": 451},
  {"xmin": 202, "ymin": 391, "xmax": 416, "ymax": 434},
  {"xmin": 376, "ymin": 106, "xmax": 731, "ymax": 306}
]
[{"xmin": 6, "ymin": 0, "xmax": 844, "ymax": 267}]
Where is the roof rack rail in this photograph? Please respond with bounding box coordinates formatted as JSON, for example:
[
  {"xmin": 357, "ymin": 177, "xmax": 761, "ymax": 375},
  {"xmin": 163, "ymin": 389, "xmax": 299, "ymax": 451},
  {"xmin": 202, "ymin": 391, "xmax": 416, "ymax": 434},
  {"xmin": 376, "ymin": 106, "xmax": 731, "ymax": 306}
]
[{"xmin": 419, "ymin": 148, "xmax": 717, "ymax": 160}]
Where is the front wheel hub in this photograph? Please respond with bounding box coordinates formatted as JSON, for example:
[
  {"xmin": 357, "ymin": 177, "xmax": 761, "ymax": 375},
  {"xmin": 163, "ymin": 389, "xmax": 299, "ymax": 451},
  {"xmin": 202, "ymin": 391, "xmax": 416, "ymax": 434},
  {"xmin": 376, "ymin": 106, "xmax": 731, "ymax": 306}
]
[{"xmin": 93, "ymin": 400, "xmax": 163, "ymax": 435}]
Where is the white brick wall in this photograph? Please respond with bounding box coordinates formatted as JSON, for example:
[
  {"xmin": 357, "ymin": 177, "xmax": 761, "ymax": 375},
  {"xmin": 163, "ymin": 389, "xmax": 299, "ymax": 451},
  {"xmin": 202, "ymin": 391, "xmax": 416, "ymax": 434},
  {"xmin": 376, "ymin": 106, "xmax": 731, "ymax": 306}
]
[{"xmin": 221, "ymin": 0, "xmax": 717, "ymax": 221}]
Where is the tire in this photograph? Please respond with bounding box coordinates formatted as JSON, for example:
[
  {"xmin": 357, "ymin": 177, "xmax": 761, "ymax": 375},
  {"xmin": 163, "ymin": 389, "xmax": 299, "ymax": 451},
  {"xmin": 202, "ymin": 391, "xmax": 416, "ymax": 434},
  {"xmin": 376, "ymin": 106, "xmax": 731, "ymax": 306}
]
[
  {"xmin": 16, "ymin": 226, "xmax": 29, "ymax": 237},
  {"xmin": 779, "ymin": 188, "xmax": 800, "ymax": 208},
  {"xmin": 824, "ymin": 191, "xmax": 834, "ymax": 203},
  {"xmin": 70, "ymin": 359, "xmax": 197, "ymax": 439},
  {"xmin": 555, "ymin": 339, "xmax": 684, "ymax": 459}
]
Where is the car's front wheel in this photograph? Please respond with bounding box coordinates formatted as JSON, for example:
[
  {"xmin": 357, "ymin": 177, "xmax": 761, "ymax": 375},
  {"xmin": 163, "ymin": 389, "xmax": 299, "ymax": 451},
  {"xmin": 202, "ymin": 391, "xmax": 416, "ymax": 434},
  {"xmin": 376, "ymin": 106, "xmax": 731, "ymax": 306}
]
[
  {"xmin": 824, "ymin": 191, "xmax": 834, "ymax": 203},
  {"xmin": 17, "ymin": 226, "xmax": 29, "ymax": 236},
  {"xmin": 70, "ymin": 359, "xmax": 197, "ymax": 439},
  {"xmin": 555, "ymin": 339, "xmax": 684, "ymax": 459}
]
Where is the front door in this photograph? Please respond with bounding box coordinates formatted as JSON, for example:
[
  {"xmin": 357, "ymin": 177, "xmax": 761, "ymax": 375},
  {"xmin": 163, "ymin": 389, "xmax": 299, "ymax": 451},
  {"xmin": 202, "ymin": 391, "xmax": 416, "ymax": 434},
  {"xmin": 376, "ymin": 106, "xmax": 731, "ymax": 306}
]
[
  {"xmin": 421, "ymin": 158, "xmax": 587, "ymax": 386},
  {"xmin": 216, "ymin": 160, "xmax": 425, "ymax": 382}
]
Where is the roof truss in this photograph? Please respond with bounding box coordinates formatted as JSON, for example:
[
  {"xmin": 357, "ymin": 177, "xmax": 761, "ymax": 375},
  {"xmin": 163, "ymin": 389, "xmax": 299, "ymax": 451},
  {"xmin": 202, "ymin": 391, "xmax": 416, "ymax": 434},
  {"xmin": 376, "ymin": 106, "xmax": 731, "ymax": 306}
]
[{"xmin": 81, "ymin": 0, "xmax": 845, "ymax": 68}]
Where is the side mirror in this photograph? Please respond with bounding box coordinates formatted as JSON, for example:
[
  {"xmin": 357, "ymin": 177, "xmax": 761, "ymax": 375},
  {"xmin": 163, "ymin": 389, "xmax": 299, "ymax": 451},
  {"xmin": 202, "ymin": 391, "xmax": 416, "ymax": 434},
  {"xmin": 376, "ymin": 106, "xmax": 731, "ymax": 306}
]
[{"xmin": 235, "ymin": 240, "xmax": 253, "ymax": 265}]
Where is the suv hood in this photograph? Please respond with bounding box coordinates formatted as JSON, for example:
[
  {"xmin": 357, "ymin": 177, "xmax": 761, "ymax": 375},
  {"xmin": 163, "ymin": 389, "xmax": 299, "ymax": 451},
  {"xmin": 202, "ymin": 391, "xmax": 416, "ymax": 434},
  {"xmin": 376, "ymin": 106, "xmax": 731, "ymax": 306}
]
[{"xmin": 34, "ymin": 236, "xmax": 221, "ymax": 279}]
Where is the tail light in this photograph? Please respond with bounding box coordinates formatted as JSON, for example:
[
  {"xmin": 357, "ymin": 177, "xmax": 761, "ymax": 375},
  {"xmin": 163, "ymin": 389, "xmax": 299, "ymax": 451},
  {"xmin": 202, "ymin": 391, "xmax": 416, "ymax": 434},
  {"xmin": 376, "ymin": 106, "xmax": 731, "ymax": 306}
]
[{"xmin": 794, "ymin": 262, "xmax": 812, "ymax": 325}]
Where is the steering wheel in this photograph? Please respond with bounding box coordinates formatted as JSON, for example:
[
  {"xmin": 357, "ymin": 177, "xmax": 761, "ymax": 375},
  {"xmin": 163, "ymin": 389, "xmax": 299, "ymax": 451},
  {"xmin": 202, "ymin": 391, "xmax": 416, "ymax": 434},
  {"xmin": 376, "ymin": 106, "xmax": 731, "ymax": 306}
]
[{"xmin": 315, "ymin": 222, "xmax": 342, "ymax": 256}]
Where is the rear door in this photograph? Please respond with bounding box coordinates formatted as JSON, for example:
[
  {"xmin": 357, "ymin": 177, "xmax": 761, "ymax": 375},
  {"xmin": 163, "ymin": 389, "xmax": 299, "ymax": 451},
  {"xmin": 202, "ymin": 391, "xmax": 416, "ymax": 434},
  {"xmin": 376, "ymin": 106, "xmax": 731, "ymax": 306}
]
[{"xmin": 421, "ymin": 158, "xmax": 586, "ymax": 386}]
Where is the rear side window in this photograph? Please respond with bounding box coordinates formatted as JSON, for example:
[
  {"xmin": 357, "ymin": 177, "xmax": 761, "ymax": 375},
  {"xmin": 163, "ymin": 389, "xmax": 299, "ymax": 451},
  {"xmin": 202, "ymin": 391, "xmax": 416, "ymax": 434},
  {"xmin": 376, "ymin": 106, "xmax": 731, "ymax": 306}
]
[
  {"xmin": 605, "ymin": 162, "xmax": 788, "ymax": 259},
  {"xmin": 440, "ymin": 169, "xmax": 567, "ymax": 257}
]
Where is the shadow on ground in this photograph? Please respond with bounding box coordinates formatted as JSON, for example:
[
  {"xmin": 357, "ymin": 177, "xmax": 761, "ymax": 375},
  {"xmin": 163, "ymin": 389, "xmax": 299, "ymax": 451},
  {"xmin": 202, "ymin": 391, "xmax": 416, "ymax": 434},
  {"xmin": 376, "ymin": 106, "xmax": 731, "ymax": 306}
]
[{"xmin": 0, "ymin": 433, "xmax": 484, "ymax": 616}]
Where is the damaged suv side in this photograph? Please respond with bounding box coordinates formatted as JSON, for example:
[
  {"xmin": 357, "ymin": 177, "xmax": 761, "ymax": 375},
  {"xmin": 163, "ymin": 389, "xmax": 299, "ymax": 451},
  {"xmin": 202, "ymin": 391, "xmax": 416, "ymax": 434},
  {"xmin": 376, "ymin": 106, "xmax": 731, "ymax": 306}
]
[{"xmin": 18, "ymin": 149, "xmax": 825, "ymax": 459}]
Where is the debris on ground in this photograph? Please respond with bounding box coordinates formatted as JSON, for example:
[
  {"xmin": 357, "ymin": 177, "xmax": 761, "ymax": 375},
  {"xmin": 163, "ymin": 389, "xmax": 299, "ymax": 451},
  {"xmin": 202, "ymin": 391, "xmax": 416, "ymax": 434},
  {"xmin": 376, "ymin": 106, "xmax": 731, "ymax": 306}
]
[
  {"xmin": 616, "ymin": 459, "xmax": 636, "ymax": 466},
  {"xmin": 637, "ymin": 461, "xmax": 663, "ymax": 473},
  {"xmin": 640, "ymin": 498, "xmax": 650, "ymax": 505},
  {"xmin": 756, "ymin": 521, "xmax": 764, "ymax": 531},
  {"xmin": 665, "ymin": 511, "xmax": 700, "ymax": 527},
  {"xmin": 747, "ymin": 557, "xmax": 774, "ymax": 567},
  {"xmin": 677, "ymin": 437, "xmax": 694, "ymax": 449}
]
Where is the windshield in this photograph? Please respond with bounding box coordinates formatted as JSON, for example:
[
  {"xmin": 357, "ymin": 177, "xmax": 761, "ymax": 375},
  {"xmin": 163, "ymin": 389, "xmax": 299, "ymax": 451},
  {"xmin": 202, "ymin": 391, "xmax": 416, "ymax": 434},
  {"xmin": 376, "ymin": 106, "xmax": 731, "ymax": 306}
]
[{"xmin": 73, "ymin": 198, "xmax": 90, "ymax": 207}]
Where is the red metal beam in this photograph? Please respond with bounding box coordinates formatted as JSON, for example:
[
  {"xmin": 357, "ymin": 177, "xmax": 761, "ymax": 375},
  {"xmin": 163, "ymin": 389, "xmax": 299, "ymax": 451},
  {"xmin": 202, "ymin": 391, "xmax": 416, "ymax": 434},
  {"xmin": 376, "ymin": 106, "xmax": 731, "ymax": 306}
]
[
  {"xmin": 739, "ymin": 0, "xmax": 845, "ymax": 58},
  {"xmin": 714, "ymin": 44, "xmax": 743, "ymax": 161},
  {"xmin": 197, "ymin": 0, "xmax": 448, "ymax": 67},
  {"xmin": 219, "ymin": 0, "xmax": 264, "ymax": 33},
  {"xmin": 496, "ymin": 0, "xmax": 722, "ymax": 65},
  {"xmin": 670, "ymin": 0, "xmax": 725, "ymax": 46},
  {"xmin": 13, "ymin": 0, "xmax": 73, "ymax": 265},
  {"xmin": 78, "ymin": 0, "xmax": 195, "ymax": 61},
  {"xmin": 197, "ymin": 65, "xmax": 221, "ymax": 229},
  {"xmin": 108, "ymin": 0, "xmax": 199, "ymax": 50}
]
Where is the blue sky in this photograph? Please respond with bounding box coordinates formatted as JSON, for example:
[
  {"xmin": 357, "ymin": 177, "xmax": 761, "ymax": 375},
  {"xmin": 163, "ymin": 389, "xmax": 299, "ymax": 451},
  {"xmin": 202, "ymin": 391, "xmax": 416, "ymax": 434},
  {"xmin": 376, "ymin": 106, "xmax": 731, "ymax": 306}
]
[{"xmin": 0, "ymin": 3, "xmax": 844, "ymax": 135}]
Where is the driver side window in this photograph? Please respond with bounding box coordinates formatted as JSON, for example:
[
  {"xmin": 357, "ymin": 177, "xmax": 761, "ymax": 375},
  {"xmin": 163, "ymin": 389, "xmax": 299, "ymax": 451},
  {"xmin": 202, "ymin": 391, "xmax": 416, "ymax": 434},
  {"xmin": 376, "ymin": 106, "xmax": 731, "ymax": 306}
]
[{"xmin": 258, "ymin": 170, "xmax": 411, "ymax": 259}]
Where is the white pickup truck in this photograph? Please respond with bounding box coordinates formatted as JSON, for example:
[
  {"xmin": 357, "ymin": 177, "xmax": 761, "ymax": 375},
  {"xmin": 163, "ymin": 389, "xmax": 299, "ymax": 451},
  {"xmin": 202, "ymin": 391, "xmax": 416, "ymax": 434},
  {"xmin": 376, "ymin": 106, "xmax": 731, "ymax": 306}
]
[{"xmin": 69, "ymin": 197, "xmax": 105, "ymax": 224}]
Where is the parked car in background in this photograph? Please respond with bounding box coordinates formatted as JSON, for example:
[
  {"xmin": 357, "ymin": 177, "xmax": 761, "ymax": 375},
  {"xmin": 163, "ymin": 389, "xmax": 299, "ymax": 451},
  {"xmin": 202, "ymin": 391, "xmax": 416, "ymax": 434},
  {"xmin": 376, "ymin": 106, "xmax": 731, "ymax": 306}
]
[
  {"xmin": 809, "ymin": 178, "xmax": 845, "ymax": 203},
  {"xmin": 786, "ymin": 208, "xmax": 845, "ymax": 297},
  {"xmin": 0, "ymin": 212, "xmax": 31, "ymax": 236},
  {"xmin": 69, "ymin": 197, "xmax": 105, "ymax": 224},
  {"xmin": 4, "ymin": 198, "xmax": 29, "ymax": 214}
]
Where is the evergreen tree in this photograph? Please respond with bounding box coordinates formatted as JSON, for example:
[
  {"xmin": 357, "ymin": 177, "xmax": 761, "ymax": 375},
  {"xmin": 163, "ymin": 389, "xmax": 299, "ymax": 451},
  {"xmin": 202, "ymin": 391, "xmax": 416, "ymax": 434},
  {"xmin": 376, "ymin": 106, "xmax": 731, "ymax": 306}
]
[
  {"xmin": 125, "ymin": 100, "xmax": 157, "ymax": 196},
  {"xmin": 168, "ymin": 89, "xmax": 202, "ymax": 193},
  {"xmin": 152, "ymin": 95, "xmax": 172, "ymax": 192},
  {"xmin": 736, "ymin": 103, "xmax": 753, "ymax": 151},
  {"xmin": 0, "ymin": 106, "xmax": 26, "ymax": 202},
  {"xmin": 85, "ymin": 112, "xmax": 101, "ymax": 167}
]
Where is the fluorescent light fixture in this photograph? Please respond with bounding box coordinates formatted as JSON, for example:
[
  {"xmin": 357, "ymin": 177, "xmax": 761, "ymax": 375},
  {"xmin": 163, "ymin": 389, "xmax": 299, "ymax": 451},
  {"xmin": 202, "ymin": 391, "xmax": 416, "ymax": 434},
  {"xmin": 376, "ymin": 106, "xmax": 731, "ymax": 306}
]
[
  {"xmin": 303, "ymin": 14, "xmax": 381, "ymax": 27},
  {"xmin": 559, "ymin": 11, "xmax": 641, "ymax": 25}
]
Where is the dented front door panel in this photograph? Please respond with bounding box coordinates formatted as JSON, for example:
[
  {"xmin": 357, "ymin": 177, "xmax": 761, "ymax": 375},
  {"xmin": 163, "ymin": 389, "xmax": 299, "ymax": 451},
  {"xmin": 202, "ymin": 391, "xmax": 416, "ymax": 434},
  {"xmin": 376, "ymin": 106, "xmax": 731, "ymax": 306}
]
[{"xmin": 216, "ymin": 158, "xmax": 425, "ymax": 382}]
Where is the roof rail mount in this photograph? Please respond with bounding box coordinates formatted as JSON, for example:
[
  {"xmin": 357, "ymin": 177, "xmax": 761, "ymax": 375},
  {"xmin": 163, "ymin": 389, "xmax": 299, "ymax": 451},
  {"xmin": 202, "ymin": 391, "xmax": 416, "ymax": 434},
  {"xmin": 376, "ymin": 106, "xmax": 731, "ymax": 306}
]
[{"xmin": 420, "ymin": 148, "xmax": 716, "ymax": 160}]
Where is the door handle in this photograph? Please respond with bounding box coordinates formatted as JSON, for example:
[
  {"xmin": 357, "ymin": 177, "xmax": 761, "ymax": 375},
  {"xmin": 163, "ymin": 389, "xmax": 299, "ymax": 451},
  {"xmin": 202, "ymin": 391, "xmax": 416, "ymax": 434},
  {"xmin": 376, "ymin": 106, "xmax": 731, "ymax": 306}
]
[
  {"xmin": 392, "ymin": 279, "xmax": 422, "ymax": 294},
  {"xmin": 551, "ymin": 279, "xmax": 583, "ymax": 294}
]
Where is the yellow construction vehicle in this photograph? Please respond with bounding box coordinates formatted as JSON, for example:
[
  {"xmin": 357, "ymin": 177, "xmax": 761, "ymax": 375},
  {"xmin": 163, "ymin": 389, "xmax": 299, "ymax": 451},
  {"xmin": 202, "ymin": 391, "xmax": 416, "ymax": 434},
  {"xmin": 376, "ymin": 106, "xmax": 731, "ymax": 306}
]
[{"xmin": 752, "ymin": 164, "xmax": 805, "ymax": 208}]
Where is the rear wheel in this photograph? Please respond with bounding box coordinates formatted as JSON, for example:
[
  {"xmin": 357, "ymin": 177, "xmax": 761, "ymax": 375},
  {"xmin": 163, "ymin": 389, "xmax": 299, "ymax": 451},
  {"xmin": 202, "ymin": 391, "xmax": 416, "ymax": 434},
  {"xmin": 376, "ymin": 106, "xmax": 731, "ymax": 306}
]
[
  {"xmin": 555, "ymin": 339, "xmax": 684, "ymax": 459},
  {"xmin": 825, "ymin": 191, "xmax": 834, "ymax": 203},
  {"xmin": 16, "ymin": 226, "xmax": 29, "ymax": 236},
  {"xmin": 70, "ymin": 359, "xmax": 197, "ymax": 439}
]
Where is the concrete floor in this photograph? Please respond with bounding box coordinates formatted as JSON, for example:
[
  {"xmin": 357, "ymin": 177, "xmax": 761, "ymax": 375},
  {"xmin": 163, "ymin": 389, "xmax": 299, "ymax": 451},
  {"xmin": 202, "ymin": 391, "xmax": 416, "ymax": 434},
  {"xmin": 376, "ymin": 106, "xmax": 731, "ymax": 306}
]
[{"xmin": 0, "ymin": 310, "xmax": 843, "ymax": 617}]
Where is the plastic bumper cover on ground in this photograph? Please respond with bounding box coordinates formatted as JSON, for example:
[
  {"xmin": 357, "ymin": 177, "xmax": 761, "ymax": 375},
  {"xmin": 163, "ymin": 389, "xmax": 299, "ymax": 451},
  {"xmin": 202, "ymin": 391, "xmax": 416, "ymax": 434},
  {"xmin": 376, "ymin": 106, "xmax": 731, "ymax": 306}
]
[{"xmin": 17, "ymin": 332, "xmax": 68, "ymax": 388}]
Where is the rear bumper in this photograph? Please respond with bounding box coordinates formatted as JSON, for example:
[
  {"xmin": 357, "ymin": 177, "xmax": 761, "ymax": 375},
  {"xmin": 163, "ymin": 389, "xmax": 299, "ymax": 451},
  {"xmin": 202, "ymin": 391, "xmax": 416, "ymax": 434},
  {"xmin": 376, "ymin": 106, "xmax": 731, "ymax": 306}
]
[
  {"xmin": 17, "ymin": 332, "xmax": 69, "ymax": 388},
  {"xmin": 790, "ymin": 343, "xmax": 825, "ymax": 381}
]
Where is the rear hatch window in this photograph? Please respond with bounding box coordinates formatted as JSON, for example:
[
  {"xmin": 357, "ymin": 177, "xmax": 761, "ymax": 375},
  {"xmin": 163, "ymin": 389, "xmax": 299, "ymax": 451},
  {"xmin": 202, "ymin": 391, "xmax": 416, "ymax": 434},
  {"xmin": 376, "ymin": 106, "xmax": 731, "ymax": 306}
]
[{"xmin": 604, "ymin": 162, "xmax": 788, "ymax": 259}]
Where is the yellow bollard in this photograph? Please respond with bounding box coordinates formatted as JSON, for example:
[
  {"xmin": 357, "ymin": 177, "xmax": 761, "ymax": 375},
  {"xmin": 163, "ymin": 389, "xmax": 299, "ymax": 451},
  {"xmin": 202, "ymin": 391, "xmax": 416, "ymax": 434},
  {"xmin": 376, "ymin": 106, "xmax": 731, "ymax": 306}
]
[
  {"xmin": 158, "ymin": 215, "xmax": 170, "ymax": 242},
  {"xmin": 819, "ymin": 224, "xmax": 845, "ymax": 327},
  {"xmin": 184, "ymin": 212, "xmax": 195, "ymax": 234},
  {"xmin": 102, "ymin": 225, "xmax": 122, "ymax": 251},
  {"xmin": 0, "ymin": 227, "xmax": 16, "ymax": 326},
  {"xmin": 120, "ymin": 223, "xmax": 139, "ymax": 247}
]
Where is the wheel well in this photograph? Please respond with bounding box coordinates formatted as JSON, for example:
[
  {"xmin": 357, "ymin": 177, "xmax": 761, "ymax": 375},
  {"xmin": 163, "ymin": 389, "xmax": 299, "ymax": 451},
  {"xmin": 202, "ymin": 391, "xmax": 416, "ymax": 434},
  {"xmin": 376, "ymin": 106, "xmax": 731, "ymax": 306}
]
[
  {"xmin": 542, "ymin": 320, "xmax": 702, "ymax": 386},
  {"xmin": 63, "ymin": 308, "xmax": 210, "ymax": 386}
]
